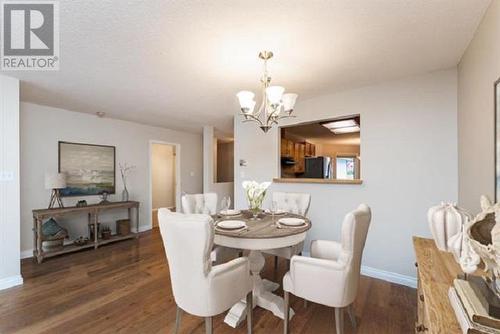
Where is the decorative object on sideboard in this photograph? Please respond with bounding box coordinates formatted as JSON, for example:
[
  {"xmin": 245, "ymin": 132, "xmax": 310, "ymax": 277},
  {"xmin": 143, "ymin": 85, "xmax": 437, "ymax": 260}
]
[
  {"xmin": 45, "ymin": 172, "xmax": 67, "ymax": 208},
  {"xmin": 116, "ymin": 219, "xmax": 130, "ymax": 236},
  {"xmin": 58, "ymin": 141, "xmax": 116, "ymax": 197},
  {"xmin": 456, "ymin": 195, "xmax": 500, "ymax": 319},
  {"xmin": 88, "ymin": 222, "xmax": 101, "ymax": 241},
  {"xmin": 73, "ymin": 236, "xmax": 90, "ymax": 246},
  {"xmin": 41, "ymin": 218, "xmax": 68, "ymax": 252},
  {"xmin": 427, "ymin": 201, "xmax": 472, "ymax": 252},
  {"xmin": 99, "ymin": 191, "xmax": 110, "ymax": 204},
  {"xmin": 101, "ymin": 225, "xmax": 112, "ymax": 240},
  {"xmin": 76, "ymin": 200, "xmax": 87, "ymax": 207},
  {"xmin": 236, "ymin": 51, "xmax": 298, "ymax": 133},
  {"xmin": 242, "ymin": 180, "xmax": 271, "ymax": 220},
  {"xmin": 119, "ymin": 163, "xmax": 136, "ymax": 202}
]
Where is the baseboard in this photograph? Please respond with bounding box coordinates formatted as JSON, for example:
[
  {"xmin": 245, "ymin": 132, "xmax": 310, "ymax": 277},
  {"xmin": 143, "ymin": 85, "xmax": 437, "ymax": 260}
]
[
  {"xmin": 361, "ymin": 265, "xmax": 417, "ymax": 289},
  {"xmin": 0, "ymin": 275, "xmax": 23, "ymax": 290},
  {"xmin": 300, "ymin": 251, "xmax": 416, "ymax": 288},
  {"xmin": 21, "ymin": 249, "xmax": 33, "ymax": 259}
]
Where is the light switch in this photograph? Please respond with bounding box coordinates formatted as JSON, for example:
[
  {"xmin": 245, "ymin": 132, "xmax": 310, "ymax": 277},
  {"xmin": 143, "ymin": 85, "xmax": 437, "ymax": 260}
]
[{"xmin": 0, "ymin": 171, "xmax": 14, "ymax": 182}]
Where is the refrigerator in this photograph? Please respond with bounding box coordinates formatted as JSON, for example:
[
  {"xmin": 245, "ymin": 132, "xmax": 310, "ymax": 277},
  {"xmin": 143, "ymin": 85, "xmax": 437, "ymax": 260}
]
[{"xmin": 304, "ymin": 157, "xmax": 332, "ymax": 179}]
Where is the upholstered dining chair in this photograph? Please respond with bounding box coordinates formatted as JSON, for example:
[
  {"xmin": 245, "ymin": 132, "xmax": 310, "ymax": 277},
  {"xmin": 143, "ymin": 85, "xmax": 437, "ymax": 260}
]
[
  {"xmin": 158, "ymin": 208, "xmax": 253, "ymax": 334},
  {"xmin": 181, "ymin": 192, "xmax": 218, "ymax": 214},
  {"xmin": 282, "ymin": 204, "xmax": 372, "ymax": 334},
  {"xmin": 181, "ymin": 193, "xmax": 240, "ymax": 263},
  {"xmin": 263, "ymin": 192, "xmax": 311, "ymax": 269}
]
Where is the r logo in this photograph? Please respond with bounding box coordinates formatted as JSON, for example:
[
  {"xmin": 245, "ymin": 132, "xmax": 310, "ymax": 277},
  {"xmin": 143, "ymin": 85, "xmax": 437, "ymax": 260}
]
[{"xmin": 3, "ymin": 3, "xmax": 54, "ymax": 56}]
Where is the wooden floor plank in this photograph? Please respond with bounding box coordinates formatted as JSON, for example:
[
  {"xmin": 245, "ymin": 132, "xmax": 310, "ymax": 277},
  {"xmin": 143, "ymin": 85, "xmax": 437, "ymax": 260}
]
[{"xmin": 0, "ymin": 229, "xmax": 416, "ymax": 333}]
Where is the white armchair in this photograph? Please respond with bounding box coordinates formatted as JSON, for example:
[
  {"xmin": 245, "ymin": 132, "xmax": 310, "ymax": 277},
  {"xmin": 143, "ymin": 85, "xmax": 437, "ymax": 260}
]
[
  {"xmin": 282, "ymin": 204, "xmax": 372, "ymax": 334},
  {"xmin": 181, "ymin": 193, "xmax": 218, "ymax": 214},
  {"xmin": 263, "ymin": 192, "xmax": 311, "ymax": 269},
  {"xmin": 158, "ymin": 208, "xmax": 253, "ymax": 334}
]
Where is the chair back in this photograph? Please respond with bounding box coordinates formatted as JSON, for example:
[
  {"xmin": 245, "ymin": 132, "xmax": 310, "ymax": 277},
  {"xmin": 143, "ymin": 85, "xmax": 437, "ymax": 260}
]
[
  {"xmin": 158, "ymin": 208, "xmax": 213, "ymax": 313},
  {"xmin": 272, "ymin": 192, "xmax": 311, "ymax": 216},
  {"xmin": 339, "ymin": 204, "xmax": 371, "ymax": 302},
  {"xmin": 181, "ymin": 193, "xmax": 218, "ymax": 214}
]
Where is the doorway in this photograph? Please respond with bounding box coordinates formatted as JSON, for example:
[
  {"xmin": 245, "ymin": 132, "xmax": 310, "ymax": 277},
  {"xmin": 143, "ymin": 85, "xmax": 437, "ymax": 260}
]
[{"xmin": 150, "ymin": 141, "xmax": 179, "ymax": 228}]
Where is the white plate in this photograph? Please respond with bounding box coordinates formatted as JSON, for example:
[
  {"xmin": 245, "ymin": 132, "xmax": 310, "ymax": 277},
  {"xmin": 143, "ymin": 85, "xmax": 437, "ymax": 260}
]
[
  {"xmin": 278, "ymin": 217, "xmax": 306, "ymax": 226},
  {"xmin": 217, "ymin": 220, "xmax": 246, "ymax": 230},
  {"xmin": 220, "ymin": 209, "xmax": 241, "ymax": 216},
  {"xmin": 265, "ymin": 209, "xmax": 286, "ymax": 215}
]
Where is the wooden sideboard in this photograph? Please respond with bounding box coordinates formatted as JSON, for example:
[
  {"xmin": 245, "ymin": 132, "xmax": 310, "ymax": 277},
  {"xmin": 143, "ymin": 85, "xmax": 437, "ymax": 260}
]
[
  {"xmin": 32, "ymin": 201, "xmax": 140, "ymax": 263},
  {"xmin": 413, "ymin": 237, "xmax": 486, "ymax": 333}
]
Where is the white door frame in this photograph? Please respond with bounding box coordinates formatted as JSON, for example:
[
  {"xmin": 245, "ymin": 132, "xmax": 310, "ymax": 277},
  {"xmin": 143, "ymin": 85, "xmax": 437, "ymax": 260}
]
[{"xmin": 148, "ymin": 140, "xmax": 181, "ymax": 229}]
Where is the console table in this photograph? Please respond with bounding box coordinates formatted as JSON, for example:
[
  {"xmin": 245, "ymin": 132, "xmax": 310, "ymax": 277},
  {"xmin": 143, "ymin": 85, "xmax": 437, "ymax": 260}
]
[
  {"xmin": 413, "ymin": 237, "xmax": 486, "ymax": 333},
  {"xmin": 32, "ymin": 201, "xmax": 140, "ymax": 263}
]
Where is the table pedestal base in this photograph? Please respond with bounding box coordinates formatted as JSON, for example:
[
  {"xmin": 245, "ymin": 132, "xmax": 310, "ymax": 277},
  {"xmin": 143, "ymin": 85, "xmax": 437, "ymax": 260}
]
[{"xmin": 224, "ymin": 250, "xmax": 295, "ymax": 328}]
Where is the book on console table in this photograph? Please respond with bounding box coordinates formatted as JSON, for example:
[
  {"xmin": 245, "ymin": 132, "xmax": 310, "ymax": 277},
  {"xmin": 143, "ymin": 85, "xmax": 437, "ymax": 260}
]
[
  {"xmin": 454, "ymin": 278, "xmax": 500, "ymax": 330},
  {"xmin": 449, "ymin": 287, "xmax": 500, "ymax": 334}
]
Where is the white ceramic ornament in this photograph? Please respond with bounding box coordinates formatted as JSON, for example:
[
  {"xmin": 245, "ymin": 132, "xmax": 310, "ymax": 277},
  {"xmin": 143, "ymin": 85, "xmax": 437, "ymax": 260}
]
[{"xmin": 427, "ymin": 202, "xmax": 472, "ymax": 252}]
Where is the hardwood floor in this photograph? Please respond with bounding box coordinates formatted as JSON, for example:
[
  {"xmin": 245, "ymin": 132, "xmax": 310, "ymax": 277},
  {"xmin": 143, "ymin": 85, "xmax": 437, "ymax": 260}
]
[{"xmin": 0, "ymin": 230, "xmax": 416, "ymax": 333}]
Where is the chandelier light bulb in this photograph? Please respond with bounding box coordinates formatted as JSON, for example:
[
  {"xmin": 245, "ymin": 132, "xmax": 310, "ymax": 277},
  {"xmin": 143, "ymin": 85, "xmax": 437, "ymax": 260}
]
[
  {"xmin": 236, "ymin": 91, "xmax": 256, "ymax": 114},
  {"xmin": 282, "ymin": 93, "xmax": 298, "ymax": 113},
  {"xmin": 266, "ymin": 86, "xmax": 285, "ymax": 105}
]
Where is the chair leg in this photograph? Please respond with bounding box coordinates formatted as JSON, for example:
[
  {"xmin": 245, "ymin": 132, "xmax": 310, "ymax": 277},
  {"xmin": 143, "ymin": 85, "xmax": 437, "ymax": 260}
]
[
  {"xmin": 205, "ymin": 316, "xmax": 213, "ymax": 334},
  {"xmin": 246, "ymin": 291, "xmax": 253, "ymax": 334},
  {"xmin": 286, "ymin": 259, "xmax": 290, "ymax": 271},
  {"xmin": 347, "ymin": 304, "xmax": 357, "ymax": 331},
  {"xmin": 274, "ymin": 256, "xmax": 279, "ymax": 270},
  {"xmin": 335, "ymin": 307, "xmax": 344, "ymax": 334},
  {"xmin": 284, "ymin": 291, "xmax": 290, "ymax": 334},
  {"xmin": 174, "ymin": 306, "xmax": 182, "ymax": 334}
]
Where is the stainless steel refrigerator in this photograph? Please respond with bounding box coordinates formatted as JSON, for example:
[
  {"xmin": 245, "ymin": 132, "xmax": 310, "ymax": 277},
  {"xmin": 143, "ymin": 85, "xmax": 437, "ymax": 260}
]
[{"xmin": 304, "ymin": 156, "xmax": 332, "ymax": 179}]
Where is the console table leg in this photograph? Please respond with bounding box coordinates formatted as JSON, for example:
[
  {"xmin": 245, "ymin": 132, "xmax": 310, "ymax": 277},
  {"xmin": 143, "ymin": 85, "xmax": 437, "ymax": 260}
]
[
  {"xmin": 136, "ymin": 206, "xmax": 139, "ymax": 238},
  {"xmin": 94, "ymin": 212, "xmax": 98, "ymax": 249},
  {"xmin": 36, "ymin": 218, "xmax": 43, "ymax": 263}
]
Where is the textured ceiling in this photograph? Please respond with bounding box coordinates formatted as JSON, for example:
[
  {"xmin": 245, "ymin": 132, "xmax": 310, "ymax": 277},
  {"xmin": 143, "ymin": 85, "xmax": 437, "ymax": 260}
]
[{"xmin": 5, "ymin": 0, "xmax": 491, "ymax": 133}]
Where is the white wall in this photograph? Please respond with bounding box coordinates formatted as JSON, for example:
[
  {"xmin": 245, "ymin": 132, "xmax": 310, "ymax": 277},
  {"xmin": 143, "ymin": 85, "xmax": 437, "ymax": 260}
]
[
  {"xmin": 20, "ymin": 102, "xmax": 202, "ymax": 255},
  {"xmin": 151, "ymin": 143, "xmax": 176, "ymax": 209},
  {"xmin": 458, "ymin": 1, "xmax": 500, "ymax": 213},
  {"xmin": 203, "ymin": 126, "xmax": 234, "ymax": 209},
  {"xmin": 0, "ymin": 75, "xmax": 22, "ymax": 290},
  {"xmin": 235, "ymin": 69, "xmax": 458, "ymax": 283}
]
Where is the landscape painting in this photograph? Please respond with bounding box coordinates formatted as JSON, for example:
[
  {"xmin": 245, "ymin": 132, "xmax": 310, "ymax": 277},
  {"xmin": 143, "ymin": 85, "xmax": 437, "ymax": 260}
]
[{"xmin": 59, "ymin": 142, "xmax": 115, "ymax": 197}]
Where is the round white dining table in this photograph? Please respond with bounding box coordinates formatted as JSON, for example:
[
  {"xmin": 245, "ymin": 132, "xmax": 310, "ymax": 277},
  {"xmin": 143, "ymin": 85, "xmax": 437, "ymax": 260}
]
[{"xmin": 213, "ymin": 210, "xmax": 312, "ymax": 328}]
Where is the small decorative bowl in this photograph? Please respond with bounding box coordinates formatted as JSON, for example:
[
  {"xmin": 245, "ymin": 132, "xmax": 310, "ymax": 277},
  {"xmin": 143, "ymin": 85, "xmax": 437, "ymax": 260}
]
[{"xmin": 74, "ymin": 237, "xmax": 90, "ymax": 246}]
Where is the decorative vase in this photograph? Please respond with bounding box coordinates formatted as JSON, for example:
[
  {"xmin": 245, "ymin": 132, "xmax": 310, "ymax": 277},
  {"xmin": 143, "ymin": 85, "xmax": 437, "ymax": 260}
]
[
  {"xmin": 242, "ymin": 181, "xmax": 271, "ymax": 220},
  {"xmin": 122, "ymin": 188, "xmax": 129, "ymax": 202},
  {"xmin": 427, "ymin": 202, "xmax": 471, "ymax": 252}
]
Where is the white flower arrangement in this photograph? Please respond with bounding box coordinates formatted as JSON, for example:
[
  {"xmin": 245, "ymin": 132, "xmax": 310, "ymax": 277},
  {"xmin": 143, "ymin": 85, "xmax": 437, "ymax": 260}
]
[{"xmin": 242, "ymin": 181, "xmax": 271, "ymax": 218}]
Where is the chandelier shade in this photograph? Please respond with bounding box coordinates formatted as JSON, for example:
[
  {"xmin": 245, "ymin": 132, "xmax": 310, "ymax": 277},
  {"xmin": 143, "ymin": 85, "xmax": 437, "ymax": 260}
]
[{"xmin": 236, "ymin": 51, "xmax": 298, "ymax": 133}]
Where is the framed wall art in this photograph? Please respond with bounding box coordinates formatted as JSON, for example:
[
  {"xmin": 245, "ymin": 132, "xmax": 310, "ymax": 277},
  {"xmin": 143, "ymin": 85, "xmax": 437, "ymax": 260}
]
[{"xmin": 58, "ymin": 141, "xmax": 116, "ymax": 197}]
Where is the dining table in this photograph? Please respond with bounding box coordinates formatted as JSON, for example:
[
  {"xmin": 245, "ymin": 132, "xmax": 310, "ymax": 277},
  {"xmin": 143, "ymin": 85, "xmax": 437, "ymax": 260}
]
[{"xmin": 213, "ymin": 210, "xmax": 312, "ymax": 328}]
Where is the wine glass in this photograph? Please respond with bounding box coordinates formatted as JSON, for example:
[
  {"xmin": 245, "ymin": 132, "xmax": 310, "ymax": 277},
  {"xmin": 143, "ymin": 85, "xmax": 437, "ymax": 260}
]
[
  {"xmin": 271, "ymin": 200, "xmax": 278, "ymax": 223},
  {"xmin": 221, "ymin": 197, "xmax": 230, "ymax": 213}
]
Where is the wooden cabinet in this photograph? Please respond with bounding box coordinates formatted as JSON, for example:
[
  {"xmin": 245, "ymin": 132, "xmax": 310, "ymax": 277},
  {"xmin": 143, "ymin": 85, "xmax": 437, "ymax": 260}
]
[
  {"xmin": 305, "ymin": 142, "xmax": 316, "ymax": 157},
  {"xmin": 280, "ymin": 138, "xmax": 295, "ymax": 157},
  {"xmin": 294, "ymin": 143, "xmax": 305, "ymax": 174},
  {"xmin": 280, "ymin": 138, "xmax": 313, "ymax": 174}
]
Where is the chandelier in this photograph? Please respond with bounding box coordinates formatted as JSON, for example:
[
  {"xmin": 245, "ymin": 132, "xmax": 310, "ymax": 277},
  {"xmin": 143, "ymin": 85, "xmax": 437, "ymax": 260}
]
[{"xmin": 236, "ymin": 51, "xmax": 298, "ymax": 133}]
